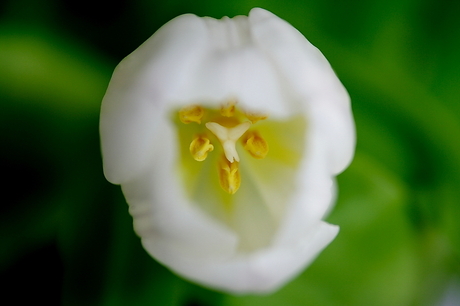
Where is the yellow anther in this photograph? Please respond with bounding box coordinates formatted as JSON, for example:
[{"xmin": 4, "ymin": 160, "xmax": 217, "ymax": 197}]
[
  {"xmin": 245, "ymin": 112, "xmax": 268, "ymax": 124},
  {"xmin": 189, "ymin": 135, "xmax": 214, "ymax": 161},
  {"xmin": 218, "ymin": 155, "xmax": 241, "ymax": 194},
  {"xmin": 220, "ymin": 100, "xmax": 236, "ymax": 117},
  {"xmin": 179, "ymin": 105, "xmax": 204, "ymax": 124},
  {"xmin": 243, "ymin": 131, "xmax": 269, "ymax": 159}
]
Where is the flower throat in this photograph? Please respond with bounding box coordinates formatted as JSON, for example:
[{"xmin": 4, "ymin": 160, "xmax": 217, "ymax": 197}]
[{"xmin": 178, "ymin": 101, "xmax": 269, "ymax": 194}]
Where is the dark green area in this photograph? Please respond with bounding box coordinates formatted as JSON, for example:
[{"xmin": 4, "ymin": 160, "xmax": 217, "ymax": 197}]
[{"xmin": 1, "ymin": 0, "xmax": 459, "ymax": 305}]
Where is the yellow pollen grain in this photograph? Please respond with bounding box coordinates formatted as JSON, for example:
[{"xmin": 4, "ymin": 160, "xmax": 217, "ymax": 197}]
[
  {"xmin": 220, "ymin": 100, "xmax": 236, "ymax": 117},
  {"xmin": 189, "ymin": 135, "xmax": 214, "ymax": 161},
  {"xmin": 218, "ymin": 155, "xmax": 241, "ymax": 194},
  {"xmin": 243, "ymin": 130, "xmax": 269, "ymax": 159},
  {"xmin": 245, "ymin": 112, "xmax": 268, "ymax": 124},
  {"xmin": 179, "ymin": 105, "xmax": 204, "ymax": 124}
]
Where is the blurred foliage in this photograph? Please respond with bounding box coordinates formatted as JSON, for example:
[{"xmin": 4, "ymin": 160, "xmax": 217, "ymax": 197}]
[{"xmin": 1, "ymin": 0, "xmax": 459, "ymax": 305}]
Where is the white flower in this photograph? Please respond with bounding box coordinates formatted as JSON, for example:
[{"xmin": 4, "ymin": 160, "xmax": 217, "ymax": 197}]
[{"xmin": 100, "ymin": 8, "xmax": 355, "ymax": 294}]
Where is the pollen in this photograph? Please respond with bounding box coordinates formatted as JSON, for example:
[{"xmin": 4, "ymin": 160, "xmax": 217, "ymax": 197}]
[
  {"xmin": 189, "ymin": 135, "xmax": 214, "ymax": 161},
  {"xmin": 179, "ymin": 105, "xmax": 204, "ymax": 124},
  {"xmin": 220, "ymin": 100, "xmax": 236, "ymax": 117},
  {"xmin": 242, "ymin": 131, "xmax": 269, "ymax": 159},
  {"xmin": 218, "ymin": 155, "xmax": 241, "ymax": 194},
  {"xmin": 245, "ymin": 112, "xmax": 268, "ymax": 124}
]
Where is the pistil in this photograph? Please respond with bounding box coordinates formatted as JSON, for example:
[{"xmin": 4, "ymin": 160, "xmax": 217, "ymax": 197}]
[{"xmin": 205, "ymin": 121, "xmax": 251, "ymax": 163}]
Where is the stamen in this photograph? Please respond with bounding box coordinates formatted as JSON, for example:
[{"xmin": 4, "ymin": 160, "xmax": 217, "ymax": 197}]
[
  {"xmin": 206, "ymin": 121, "xmax": 251, "ymax": 162},
  {"xmin": 176, "ymin": 103, "xmax": 271, "ymax": 195},
  {"xmin": 220, "ymin": 100, "xmax": 236, "ymax": 117},
  {"xmin": 189, "ymin": 135, "xmax": 214, "ymax": 161},
  {"xmin": 179, "ymin": 105, "xmax": 204, "ymax": 124},
  {"xmin": 245, "ymin": 112, "xmax": 268, "ymax": 124},
  {"xmin": 243, "ymin": 131, "xmax": 269, "ymax": 159},
  {"xmin": 218, "ymin": 155, "xmax": 241, "ymax": 194}
]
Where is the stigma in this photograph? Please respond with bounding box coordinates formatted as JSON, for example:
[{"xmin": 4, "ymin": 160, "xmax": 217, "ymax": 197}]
[
  {"xmin": 178, "ymin": 101, "xmax": 269, "ymax": 194},
  {"xmin": 205, "ymin": 121, "xmax": 251, "ymax": 162}
]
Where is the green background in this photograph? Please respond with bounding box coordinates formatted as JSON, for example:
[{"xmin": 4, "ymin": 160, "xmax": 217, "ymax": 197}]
[{"xmin": 1, "ymin": 0, "xmax": 459, "ymax": 305}]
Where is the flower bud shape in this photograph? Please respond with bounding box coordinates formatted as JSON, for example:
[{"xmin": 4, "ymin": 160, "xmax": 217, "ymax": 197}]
[{"xmin": 100, "ymin": 8, "xmax": 355, "ymax": 294}]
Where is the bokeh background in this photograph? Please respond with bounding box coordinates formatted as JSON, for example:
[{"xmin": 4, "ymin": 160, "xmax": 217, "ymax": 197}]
[{"xmin": 1, "ymin": 0, "xmax": 460, "ymax": 305}]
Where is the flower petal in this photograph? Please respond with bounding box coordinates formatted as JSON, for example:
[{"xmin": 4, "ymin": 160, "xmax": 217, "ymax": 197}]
[
  {"xmin": 151, "ymin": 220, "xmax": 338, "ymax": 294},
  {"xmin": 121, "ymin": 118, "xmax": 239, "ymax": 260},
  {"xmin": 248, "ymin": 8, "xmax": 355, "ymax": 174},
  {"xmin": 100, "ymin": 14, "xmax": 209, "ymax": 184},
  {"xmin": 164, "ymin": 16, "xmax": 300, "ymax": 118},
  {"xmin": 124, "ymin": 136, "xmax": 338, "ymax": 293}
]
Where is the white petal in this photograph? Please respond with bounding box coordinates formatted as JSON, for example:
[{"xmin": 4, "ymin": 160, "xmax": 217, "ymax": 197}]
[
  {"xmin": 165, "ymin": 16, "xmax": 299, "ymax": 118},
  {"xmin": 121, "ymin": 117, "xmax": 239, "ymax": 260},
  {"xmin": 124, "ymin": 133, "xmax": 339, "ymax": 293},
  {"xmin": 100, "ymin": 14, "xmax": 209, "ymax": 184},
  {"xmin": 248, "ymin": 8, "xmax": 355, "ymax": 174},
  {"xmin": 275, "ymin": 129, "xmax": 339, "ymax": 246},
  {"xmin": 154, "ymin": 220, "xmax": 338, "ymax": 294}
]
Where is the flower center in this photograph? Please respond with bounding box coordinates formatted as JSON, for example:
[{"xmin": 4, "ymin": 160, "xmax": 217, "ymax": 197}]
[
  {"xmin": 178, "ymin": 101, "xmax": 269, "ymax": 194},
  {"xmin": 174, "ymin": 103, "xmax": 307, "ymax": 251}
]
